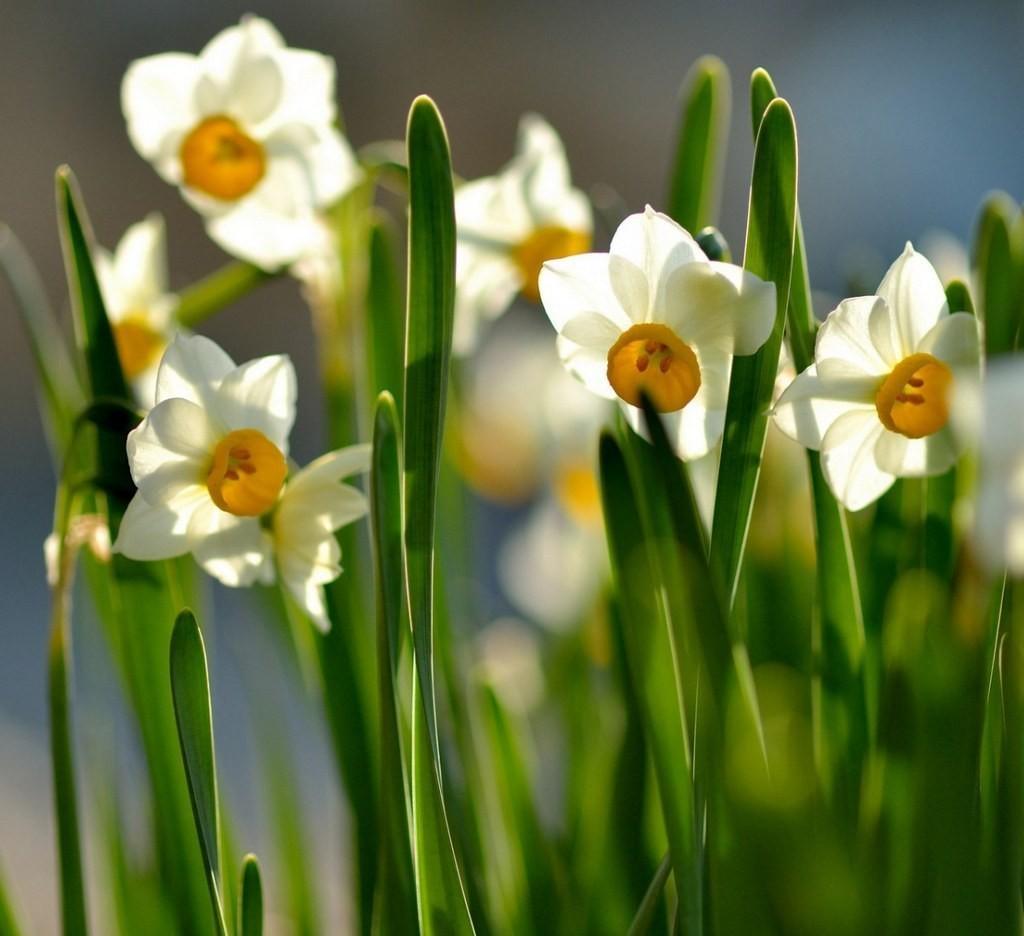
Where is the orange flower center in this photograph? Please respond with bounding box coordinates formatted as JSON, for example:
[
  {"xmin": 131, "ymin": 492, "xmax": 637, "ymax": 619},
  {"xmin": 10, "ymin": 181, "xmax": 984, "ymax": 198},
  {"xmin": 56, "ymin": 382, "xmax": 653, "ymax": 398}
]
[
  {"xmin": 875, "ymin": 352, "xmax": 953, "ymax": 439},
  {"xmin": 511, "ymin": 225, "xmax": 590, "ymax": 303},
  {"xmin": 206, "ymin": 429, "xmax": 287, "ymax": 516},
  {"xmin": 607, "ymin": 323, "xmax": 701, "ymax": 413},
  {"xmin": 112, "ymin": 316, "xmax": 165, "ymax": 380},
  {"xmin": 180, "ymin": 115, "xmax": 266, "ymax": 201},
  {"xmin": 554, "ymin": 460, "xmax": 602, "ymax": 526}
]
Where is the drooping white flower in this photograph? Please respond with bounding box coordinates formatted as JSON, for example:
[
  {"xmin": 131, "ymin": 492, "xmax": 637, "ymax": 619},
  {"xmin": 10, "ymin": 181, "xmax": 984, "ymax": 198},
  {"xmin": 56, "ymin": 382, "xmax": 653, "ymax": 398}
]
[
  {"xmin": 454, "ymin": 114, "xmax": 592, "ymax": 354},
  {"xmin": 539, "ymin": 206, "xmax": 777, "ymax": 461},
  {"xmin": 774, "ymin": 243, "xmax": 980, "ymax": 511},
  {"xmin": 112, "ymin": 334, "xmax": 370, "ymax": 626},
  {"xmin": 95, "ymin": 214, "xmax": 177, "ymax": 406},
  {"xmin": 121, "ymin": 16, "xmax": 360, "ymax": 270},
  {"xmin": 955, "ymin": 359, "xmax": 1024, "ymax": 576}
]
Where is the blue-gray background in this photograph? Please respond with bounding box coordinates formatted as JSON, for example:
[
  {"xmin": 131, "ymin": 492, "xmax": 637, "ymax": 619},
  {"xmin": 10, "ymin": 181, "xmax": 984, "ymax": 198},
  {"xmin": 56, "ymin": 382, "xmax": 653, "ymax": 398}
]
[{"xmin": 2, "ymin": 0, "xmax": 1022, "ymax": 930}]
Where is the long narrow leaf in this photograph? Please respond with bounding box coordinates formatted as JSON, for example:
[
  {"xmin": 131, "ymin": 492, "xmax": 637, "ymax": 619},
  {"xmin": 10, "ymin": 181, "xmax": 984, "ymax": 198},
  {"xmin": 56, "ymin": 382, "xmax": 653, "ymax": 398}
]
[
  {"xmin": 666, "ymin": 56, "xmax": 731, "ymax": 233},
  {"xmin": 402, "ymin": 95, "xmax": 476, "ymax": 935},
  {"xmin": 239, "ymin": 856, "xmax": 263, "ymax": 936},
  {"xmin": 170, "ymin": 610, "xmax": 227, "ymax": 936},
  {"xmin": 973, "ymin": 193, "xmax": 1023, "ymax": 359},
  {"xmin": 370, "ymin": 393, "xmax": 418, "ymax": 933},
  {"xmin": 627, "ymin": 853, "xmax": 672, "ymax": 936},
  {"xmin": 710, "ymin": 99, "xmax": 798, "ymax": 612}
]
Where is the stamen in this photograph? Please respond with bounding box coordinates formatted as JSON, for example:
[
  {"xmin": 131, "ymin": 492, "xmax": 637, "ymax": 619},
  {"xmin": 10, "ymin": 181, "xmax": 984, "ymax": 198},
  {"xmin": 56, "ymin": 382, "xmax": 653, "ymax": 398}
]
[
  {"xmin": 206, "ymin": 428, "xmax": 287, "ymax": 516},
  {"xmin": 636, "ymin": 355, "xmax": 650, "ymax": 372}
]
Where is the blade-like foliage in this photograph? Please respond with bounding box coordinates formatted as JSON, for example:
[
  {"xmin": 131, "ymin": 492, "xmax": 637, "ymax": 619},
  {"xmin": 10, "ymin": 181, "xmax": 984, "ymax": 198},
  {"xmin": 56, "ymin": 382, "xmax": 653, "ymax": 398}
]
[
  {"xmin": 170, "ymin": 610, "xmax": 228, "ymax": 936},
  {"xmin": 402, "ymin": 95, "xmax": 476, "ymax": 935},
  {"xmin": 626, "ymin": 854, "xmax": 672, "ymax": 936},
  {"xmin": 667, "ymin": 55, "xmax": 731, "ymax": 233},
  {"xmin": 239, "ymin": 856, "xmax": 263, "ymax": 936},
  {"xmin": 370, "ymin": 393, "xmax": 418, "ymax": 933},
  {"xmin": 973, "ymin": 193, "xmax": 1024, "ymax": 358},
  {"xmin": 710, "ymin": 98, "xmax": 798, "ymax": 612}
]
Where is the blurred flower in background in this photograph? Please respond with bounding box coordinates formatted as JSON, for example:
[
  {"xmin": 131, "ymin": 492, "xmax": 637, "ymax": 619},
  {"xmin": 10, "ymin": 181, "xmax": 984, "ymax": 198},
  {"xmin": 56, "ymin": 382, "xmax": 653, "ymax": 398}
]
[
  {"xmin": 454, "ymin": 316, "xmax": 612, "ymax": 629},
  {"xmin": 774, "ymin": 244, "xmax": 980, "ymax": 510},
  {"xmin": 453, "ymin": 113, "xmax": 592, "ymax": 354},
  {"xmin": 956, "ymin": 358, "xmax": 1024, "ymax": 575},
  {"xmin": 95, "ymin": 213, "xmax": 177, "ymax": 407},
  {"xmin": 121, "ymin": 16, "xmax": 360, "ymax": 270}
]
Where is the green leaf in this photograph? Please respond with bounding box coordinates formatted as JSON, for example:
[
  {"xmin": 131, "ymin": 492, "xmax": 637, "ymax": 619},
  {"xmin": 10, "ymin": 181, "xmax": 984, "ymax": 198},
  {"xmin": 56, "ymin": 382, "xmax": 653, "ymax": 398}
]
[
  {"xmin": 0, "ymin": 223, "xmax": 84, "ymax": 458},
  {"xmin": 972, "ymin": 193, "xmax": 1024, "ymax": 358},
  {"xmin": 710, "ymin": 98, "xmax": 798, "ymax": 613},
  {"xmin": 169, "ymin": 610, "xmax": 228, "ymax": 936},
  {"xmin": 749, "ymin": 70, "xmax": 867, "ymax": 806},
  {"xmin": 667, "ymin": 55, "xmax": 731, "ymax": 233},
  {"xmin": 370, "ymin": 393, "xmax": 418, "ymax": 934},
  {"xmin": 477, "ymin": 684, "xmax": 560, "ymax": 934},
  {"xmin": 402, "ymin": 94, "xmax": 476, "ymax": 936},
  {"xmin": 174, "ymin": 261, "xmax": 276, "ymax": 329},
  {"xmin": 945, "ymin": 278, "xmax": 974, "ymax": 316},
  {"xmin": 367, "ymin": 219, "xmax": 406, "ymax": 410},
  {"xmin": 0, "ymin": 867, "xmax": 23, "ymax": 936},
  {"xmin": 239, "ymin": 856, "xmax": 263, "ymax": 936},
  {"xmin": 599, "ymin": 430, "xmax": 703, "ymax": 936},
  {"xmin": 626, "ymin": 853, "xmax": 672, "ymax": 936},
  {"xmin": 49, "ymin": 614, "xmax": 89, "ymax": 936}
]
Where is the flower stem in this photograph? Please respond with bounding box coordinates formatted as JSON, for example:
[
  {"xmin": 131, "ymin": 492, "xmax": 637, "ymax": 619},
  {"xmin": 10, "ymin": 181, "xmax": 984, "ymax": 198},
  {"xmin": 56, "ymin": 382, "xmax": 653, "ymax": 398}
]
[{"xmin": 174, "ymin": 261, "xmax": 278, "ymax": 329}]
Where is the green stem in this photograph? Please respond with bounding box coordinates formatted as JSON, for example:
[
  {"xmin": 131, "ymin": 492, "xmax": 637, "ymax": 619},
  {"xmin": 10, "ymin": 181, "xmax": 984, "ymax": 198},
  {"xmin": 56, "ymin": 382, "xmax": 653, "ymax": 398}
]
[{"xmin": 174, "ymin": 262, "xmax": 278, "ymax": 329}]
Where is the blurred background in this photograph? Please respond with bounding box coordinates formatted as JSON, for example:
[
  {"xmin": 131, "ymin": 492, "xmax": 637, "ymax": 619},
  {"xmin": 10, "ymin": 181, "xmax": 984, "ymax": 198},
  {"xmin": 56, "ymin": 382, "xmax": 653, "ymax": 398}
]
[{"xmin": 2, "ymin": 0, "xmax": 1023, "ymax": 930}]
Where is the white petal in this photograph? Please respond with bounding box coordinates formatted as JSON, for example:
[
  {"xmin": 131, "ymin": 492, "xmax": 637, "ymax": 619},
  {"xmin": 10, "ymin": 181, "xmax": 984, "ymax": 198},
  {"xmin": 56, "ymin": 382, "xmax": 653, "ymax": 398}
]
[
  {"xmin": 456, "ymin": 175, "xmax": 530, "ymax": 245},
  {"xmin": 197, "ymin": 16, "xmax": 285, "ymax": 92},
  {"xmin": 203, "ymin": 158, "xmax": 328, "ymax": 269},
  {"xmin": 121, "ymin": 53, "xmax": 201, "ymax": 175},
  {"xmin": 556, "ymin": 336, "xmax": 616, "ymax": 400},
  {"xmin": 772, "ymin": 365, "xmax": 877, "ymax": 450},
  {"xmin": 126, "ymin": 398, "xmax": 216, "ymax": 501},
  {"xmin": 516, "ymin": 114, "xmax": 590, "ymax": 232},
  {"xmin": 610, "ymin": 207, "xmax": 705, "ymax": 322},
  {"xmin": 268, "ymin": 48, "xmax": 338, "ymax": 129},
  {"xmin": 917, "ymin": 312, "xmax": 980, "ymax": 367},
  {"xmin": 213, "ymin": 354, "xmax": 296, "ymax": 451},
  {"xmin": 155, "ymin": 334, "xmax": 236, "ymax": 408},
  {"xmin": 876, "ymin": 243, "xmax": 948, "ymax": 357},
  {"xmin": 815, "ymin": 296, "xmax": 892, "ymax": 376},
  {"xmin": 664, "ymin": 260, "xmax": 776, "ymax": 355},
  {"xmin": 453, "ymin": 248, "xmax": 521, "ymax": 355},
  {"xmin": 874, "ymin": 426, "xmax": 959, "ymax": 478},
  {"xmin": 288, "ymin": 444, "xmax": 372, "ymax": 490},
  {"xmin": 112, "ymin": 214, "xmax": 169, "ymax": 307},
  {"xmin": 189, "ymin": 506, "xmax": 273, "ymax": 587},
  {"xmin": 279, "ymin": 482, "xmax": 368, "ymax": 534},
  {"xmin": 560, "ymin": 312, "xmax": 623, "ymax": 349},
  {"xmin": 539, "ymin": 253, "xmax": 636, "ymax": 334},
  {"xmin": 820, "ymin": 409, "xmax": 894, "ymax": 511},
  {"xmin": 112, "ymin": 490, "xmax": 201, "ymax": 560}
]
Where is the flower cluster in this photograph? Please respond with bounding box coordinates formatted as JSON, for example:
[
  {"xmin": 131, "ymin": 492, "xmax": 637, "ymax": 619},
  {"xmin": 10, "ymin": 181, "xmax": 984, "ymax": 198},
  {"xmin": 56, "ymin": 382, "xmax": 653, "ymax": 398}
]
[{"xmin": 113, "ymin": 335, "xmax": 368, "ymax": 629}]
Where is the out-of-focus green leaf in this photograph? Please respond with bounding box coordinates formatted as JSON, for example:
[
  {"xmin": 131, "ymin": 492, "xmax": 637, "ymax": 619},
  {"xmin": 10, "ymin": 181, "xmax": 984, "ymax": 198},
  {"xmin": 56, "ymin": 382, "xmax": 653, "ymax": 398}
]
[
  {"xmin": 626, "ymin": 853, "xmax": 671, "ymax": 936},
  {"xmin": 945, "ymin": 279, "xmax": 974, "ymax": 316},
  {"xmin": 0, "ymin": 868, "xmax": 23, "ymax": 936},
  {"xmin": 710, "ymin": 98, "xmax": 797, "ymax": 613},
  {"xmin": 667, "ymin": 55, "xmax": 731, "ymax": 233},
  {"xmin": 0, "ymin": 223, "xmax": 84, "ymax": 458},
  {"xmin": 367, "ymin": 220, "xmax": 406, "ymax": 409},
  {"xmin": 599, "ymin": 430, "xmax": 703, "ymax": 935},
  {"xmin": 49, "ymin": 612, "xmax": 88, "ymax": 936},
  {"xmin": 477, "ymin": 684, "xmax": 559, "ymax": 934},
  {"xmin": 973, "ymin": 193, "xmax": 1023, "ymax": 358},
  {"xmin": 370, "ymin": 393, "xmax": 418, "ymax": 934},
  {"xmin": 239, "ymin": 856, "xmax": 263, "ymax": 936},
  {"xmin": 174, "ymin": 261, "xmax": 276, "ymax": 329},
  {"xmin": 402, "ymin": 95, "xmax": 476, "ymax": 935},
  {"xmin": 170, "ymin": 610, "xmax": 228, "ymax": 936}
]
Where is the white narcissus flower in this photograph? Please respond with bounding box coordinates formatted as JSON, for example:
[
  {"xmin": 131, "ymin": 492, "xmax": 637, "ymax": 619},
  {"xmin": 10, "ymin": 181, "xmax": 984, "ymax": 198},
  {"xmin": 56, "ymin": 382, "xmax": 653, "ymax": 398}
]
[
  {"xmin": 121, "ymin": 16, "xmax": 360, "ymax": 270},
  {"xmin": 454, "ymin": 114, "xmax": 592, "ymax": 353},
  {"xmin": 774, "ymin": 243, "xmax": 980, "ymax": 511},
  {"xmin": 112, "ymin": 334, "xmax": 368, "ymax": 628},
  {"xmin": 539, "ymin": 206, "xmax": 777, "ymax": 461},
  {"xmin": 95, "ymin": 214, "xmax": 178, "ymax": 406},
  {"xmin": 955, "ymin": 360, "xmax": 1024, "ymax": 576}
]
